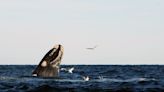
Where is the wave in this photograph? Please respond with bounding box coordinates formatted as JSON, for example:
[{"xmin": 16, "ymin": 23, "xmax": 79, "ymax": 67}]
[
  {"xmin": 1, "ymin": 65, "xmax": 164, "ymax": 92},
  {"xmin": 0, "ymin": 76, "xmax": 163, "ymax": 92}
]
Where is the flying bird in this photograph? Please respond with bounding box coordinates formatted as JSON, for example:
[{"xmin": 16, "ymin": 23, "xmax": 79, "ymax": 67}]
[
  {"xmin": 68, "ymin": 67, "xmax": 74, "ymax": 74},
  {"xmin": 86, "ymin": 45, "xmax": 98, "ymax": 50},
  {"xmin": 60, "ymin": 67, "xmax": 74, "ymax": 74}
]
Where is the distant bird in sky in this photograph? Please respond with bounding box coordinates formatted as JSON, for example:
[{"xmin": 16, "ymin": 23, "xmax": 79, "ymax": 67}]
[{"xmin": 86, "ymin": 45, "xmax": 98, "ymax": 50}]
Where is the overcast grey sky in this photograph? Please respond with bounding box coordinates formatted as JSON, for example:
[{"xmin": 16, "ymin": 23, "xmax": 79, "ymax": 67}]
[{"xmin": 0, "ymin": 0, "xmax": 164, "ymax": 65}]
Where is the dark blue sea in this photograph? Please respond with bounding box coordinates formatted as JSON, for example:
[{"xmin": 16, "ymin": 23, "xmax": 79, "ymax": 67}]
[{"xmin": 0, "ymin": 65, "xmax": 164, "ymax": 92}]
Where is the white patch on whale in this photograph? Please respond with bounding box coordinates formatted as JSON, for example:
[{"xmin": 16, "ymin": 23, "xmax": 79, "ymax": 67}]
[
  {"xmin": 32, "ymin": 74, "xmax": 37, "ymax": 76},
  {"xmin": 41, "ymin": 61, "xmax": 47, "ymax": 67}
]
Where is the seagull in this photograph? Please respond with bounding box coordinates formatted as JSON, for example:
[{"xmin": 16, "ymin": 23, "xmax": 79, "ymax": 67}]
[
  {"xmin": 60, "ymin": 67, "xmax": 74, "ymax": 74},
  {"xmin": 68, "ymin": 67, "xmax": 74, "ymax": 74},
  {"xmin": 98, "ymin": 76, "xmax": 104, "ymax": 80},
  {"xmin": 83, "ymin": 76, "xmax": 90, "ymax": 81},
  {"xmin": 86, "ymin": 45, "xmax": 98, "ymax": 50},
  {"xmin": 60, "ymin": 68, "xmax": 67, "ymax": 71}
]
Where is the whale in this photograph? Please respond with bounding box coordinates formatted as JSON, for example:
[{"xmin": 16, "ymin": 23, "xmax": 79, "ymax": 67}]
[{"xmin": 32, "ymin": 44, "xmax": 64, "ymax": 77}]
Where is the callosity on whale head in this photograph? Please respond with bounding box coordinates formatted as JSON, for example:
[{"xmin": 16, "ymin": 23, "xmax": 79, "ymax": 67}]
[{"xmin": 32, "ymin": 44, "xmax": 64, "ymax": 77}]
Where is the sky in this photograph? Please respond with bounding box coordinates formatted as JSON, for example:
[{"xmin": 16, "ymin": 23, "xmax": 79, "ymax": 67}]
[{"xmin": 0, "ymin": 0, "xmax": 164, "ymax": 65}]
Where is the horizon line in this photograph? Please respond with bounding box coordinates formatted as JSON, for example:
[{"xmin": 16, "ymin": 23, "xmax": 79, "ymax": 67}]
[{"xmin": 0, "ymin": 64, "xmax": 164, "ymax": 65}]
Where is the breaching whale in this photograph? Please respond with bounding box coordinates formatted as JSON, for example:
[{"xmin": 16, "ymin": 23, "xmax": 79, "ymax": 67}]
[{"xmin": 32, "ymin": 44, "xmax": 64, "ymax": 77}]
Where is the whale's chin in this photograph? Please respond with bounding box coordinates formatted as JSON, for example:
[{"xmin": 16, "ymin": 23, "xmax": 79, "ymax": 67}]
[{"xmin": 32, "ymin": 44, "xmax": 64, "ymax": 77}]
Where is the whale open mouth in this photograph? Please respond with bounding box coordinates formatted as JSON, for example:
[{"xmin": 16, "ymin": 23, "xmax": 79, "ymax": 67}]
[{"xmin": 32, "ymin": 44, "xmax": 64, "ymax": 77}]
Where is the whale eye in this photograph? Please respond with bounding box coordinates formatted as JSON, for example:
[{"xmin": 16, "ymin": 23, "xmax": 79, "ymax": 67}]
[{"xmin": 41, "ymin": 61, "xmax": 47, "ymax": 67}]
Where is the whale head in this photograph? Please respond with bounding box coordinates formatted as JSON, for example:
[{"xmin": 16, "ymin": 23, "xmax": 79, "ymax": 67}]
[{"xmin": 32, "ymin": 44, "xmax": 64, "ymax": 77}]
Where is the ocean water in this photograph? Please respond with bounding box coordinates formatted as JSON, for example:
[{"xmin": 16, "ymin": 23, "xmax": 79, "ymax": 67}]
[{"xmin": 0, "ymin": 65, "xmax": 164, "ymax": 92}]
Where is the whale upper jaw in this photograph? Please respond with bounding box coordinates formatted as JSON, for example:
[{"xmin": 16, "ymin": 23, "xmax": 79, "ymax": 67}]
[{"xmin": 32, "ymin": 44, "xmax": 64, "ymax": 77}]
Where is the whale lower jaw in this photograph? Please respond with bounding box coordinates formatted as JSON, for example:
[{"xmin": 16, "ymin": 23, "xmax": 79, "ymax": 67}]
[{"xmin": 35, "ymin": 66, "xmax": 59, "ymax": 77}]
